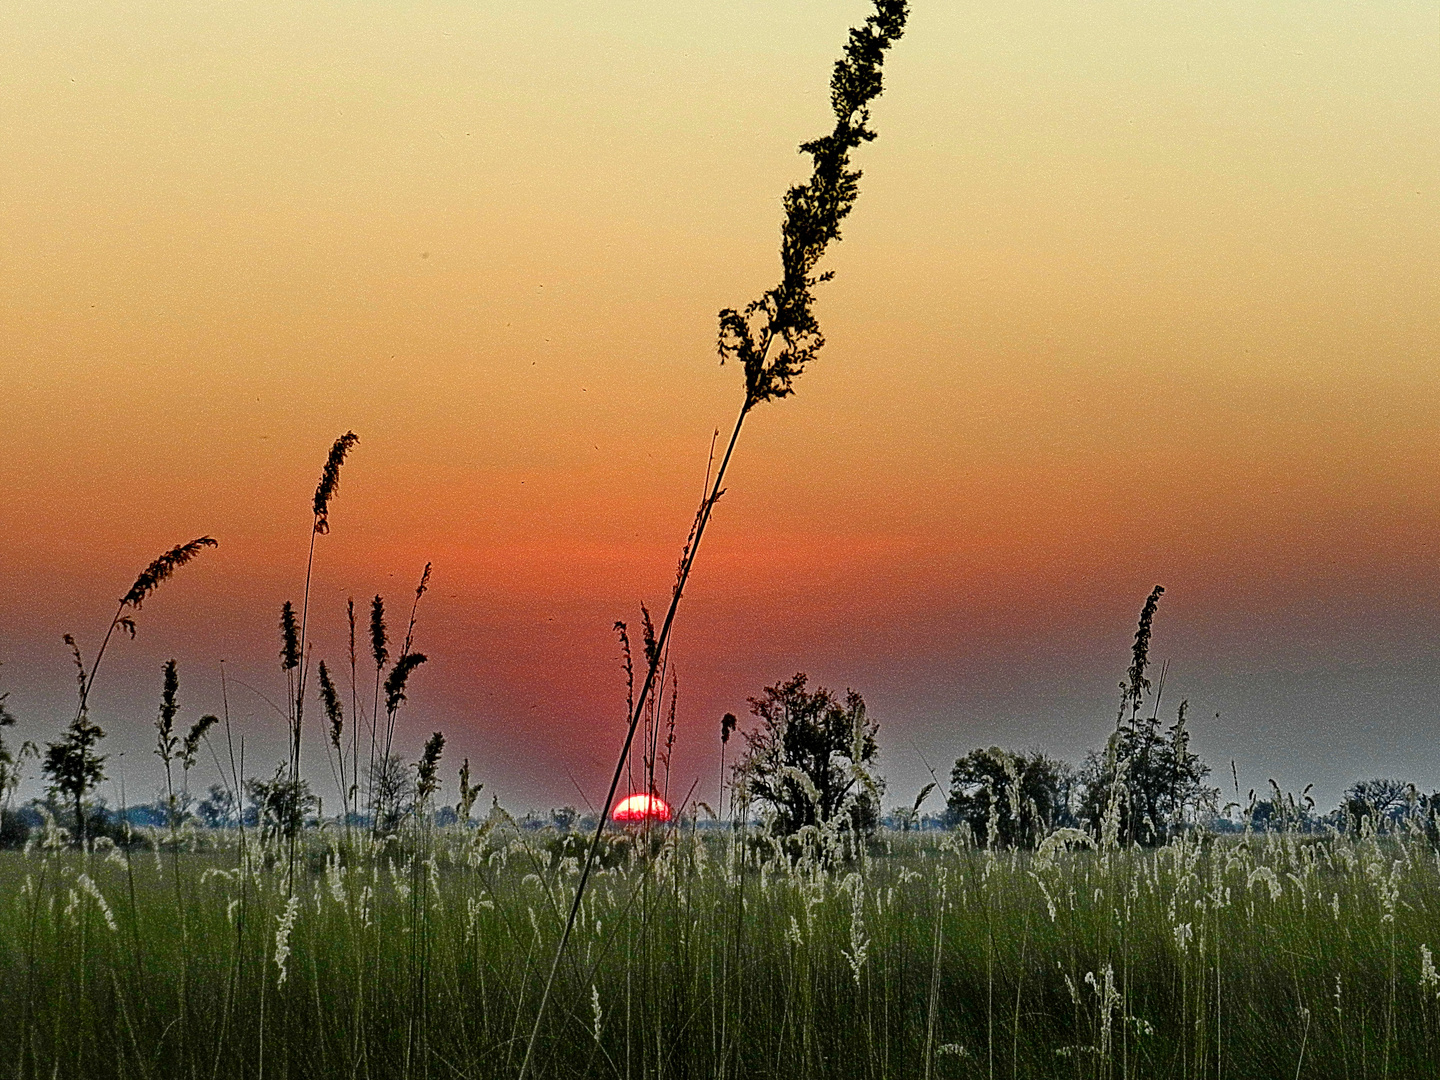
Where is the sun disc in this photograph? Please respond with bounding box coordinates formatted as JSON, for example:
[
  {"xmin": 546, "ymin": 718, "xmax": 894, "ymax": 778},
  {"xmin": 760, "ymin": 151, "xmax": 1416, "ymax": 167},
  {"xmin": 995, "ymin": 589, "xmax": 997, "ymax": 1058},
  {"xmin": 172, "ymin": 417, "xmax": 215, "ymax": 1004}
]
[{"xmin": 612, "ymin": 793, "xmax": 672, "ymax": 823}]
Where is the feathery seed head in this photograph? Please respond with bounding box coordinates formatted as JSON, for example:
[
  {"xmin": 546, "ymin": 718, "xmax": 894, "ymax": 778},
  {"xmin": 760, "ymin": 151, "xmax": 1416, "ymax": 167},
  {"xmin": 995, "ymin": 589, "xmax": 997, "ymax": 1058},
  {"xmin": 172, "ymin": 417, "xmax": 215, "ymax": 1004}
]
[
  {"xmin": 155, "ymin": 659, "xmax": 180, "ymax": 763},
  {"xmin": 416, "ymin": 731, "xmax": 445, "ymax": 802},
  {"xmin": 640, "ymin": 605, "xmax": 658, "ymax": 669},
  {"xmin": 279, "ymin": 601, "xmax": 300, "ymax": 672},
  {"xmin": 383, "ymin": 653, "xmax": 428, "ymax": 715},
  {"xmin": 274, "ymin": 894, "xmax": 300, "ymax": 986},
  {"xmin": 1120, "ymin": 585, "xmax": 1164, "ymax": 720},
  {"xmin": 370, "ymin": 595, "xmax": 388, "ymax": 670},
  {"xmin": 121, "ymin": 537, "xmax": 218, "ymax": 610},
  {"xmin": 312, "ymin": 431, "xmax": 359, "ymax": 534},
  {"xmin": 181, "ymin": 715, "xmax": 217, "ymax": 771},
  {"xmin": 716, "ymin": 0, "xmax": 907, "ymax": 411},
  {"xmin": 457, "ymin": 757, "xmax": 483, "ymax": 821},
  {"xmin": 318, "ymin": 661, "xmax": 344, "ymax": 749},
  {"xmin": 62, "ymin": 635, "xmax": 86, "ymax": 702}
]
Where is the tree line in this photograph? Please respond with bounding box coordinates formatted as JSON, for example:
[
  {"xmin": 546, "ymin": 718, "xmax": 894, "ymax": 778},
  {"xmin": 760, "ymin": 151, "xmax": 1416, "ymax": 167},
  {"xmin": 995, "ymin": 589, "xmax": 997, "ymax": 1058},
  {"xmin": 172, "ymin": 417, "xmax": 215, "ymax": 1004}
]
[{"xmin": 716, "ymin": 585, "xmax": 1440, "ymax": 850}]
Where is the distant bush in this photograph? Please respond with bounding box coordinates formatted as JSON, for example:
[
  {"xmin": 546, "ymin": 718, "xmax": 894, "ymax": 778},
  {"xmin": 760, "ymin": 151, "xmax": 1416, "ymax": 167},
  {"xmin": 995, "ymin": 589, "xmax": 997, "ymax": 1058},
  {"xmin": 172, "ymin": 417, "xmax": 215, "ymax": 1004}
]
[
  {"xmin": 733, "ymin": 673, "xmax": 883, "ymax": 843},
  {"xmin": 945, "ymin": 747, "xmax": 1074, "ymax": 848}
]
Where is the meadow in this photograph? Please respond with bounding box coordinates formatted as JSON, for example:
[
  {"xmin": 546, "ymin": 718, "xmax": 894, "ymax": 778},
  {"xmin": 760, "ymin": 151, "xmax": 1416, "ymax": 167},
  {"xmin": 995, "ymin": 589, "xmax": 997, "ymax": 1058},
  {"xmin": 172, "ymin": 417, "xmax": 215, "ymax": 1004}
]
[
  {"xmin": 6, "ymin": 4, "xmax": 1435, "ymax": 1078},
  {"xmin": 4, "ymin": 814, "xmax": 1440, "ymax": 1080}
]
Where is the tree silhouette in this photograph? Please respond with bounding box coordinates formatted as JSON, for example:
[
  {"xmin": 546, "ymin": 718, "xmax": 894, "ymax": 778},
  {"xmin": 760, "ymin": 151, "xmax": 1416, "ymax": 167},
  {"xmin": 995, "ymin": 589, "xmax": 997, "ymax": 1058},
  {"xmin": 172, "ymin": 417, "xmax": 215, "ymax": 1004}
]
[{"xmin": 736, "ymin": 673, "xmax": 882, "ymax": 839}]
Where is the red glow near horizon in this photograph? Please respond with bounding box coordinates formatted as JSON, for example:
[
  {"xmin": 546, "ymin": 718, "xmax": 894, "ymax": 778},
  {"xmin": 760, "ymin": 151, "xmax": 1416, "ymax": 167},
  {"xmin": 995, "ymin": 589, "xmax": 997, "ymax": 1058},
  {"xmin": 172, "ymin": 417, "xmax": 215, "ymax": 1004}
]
[{"xmin": 612, "ymin": 793, "xmax": 672, "ymax": 823}]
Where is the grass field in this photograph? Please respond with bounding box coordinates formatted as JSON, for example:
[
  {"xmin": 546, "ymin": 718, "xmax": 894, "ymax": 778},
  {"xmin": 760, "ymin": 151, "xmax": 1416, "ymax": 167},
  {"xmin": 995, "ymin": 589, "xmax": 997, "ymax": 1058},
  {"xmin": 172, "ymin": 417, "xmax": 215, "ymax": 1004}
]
[{"xmin": 3, "ymin": 815, "xmax": 1440, "ymax": 1079}]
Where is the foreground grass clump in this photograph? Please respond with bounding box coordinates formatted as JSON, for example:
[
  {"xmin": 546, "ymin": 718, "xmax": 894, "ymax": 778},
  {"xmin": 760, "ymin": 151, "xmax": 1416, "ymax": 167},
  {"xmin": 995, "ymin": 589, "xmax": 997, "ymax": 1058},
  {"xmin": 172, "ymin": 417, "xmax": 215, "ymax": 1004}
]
[{"xmin": 3, "ymin": 820, "xmax": 1440, "ymax": 1078}]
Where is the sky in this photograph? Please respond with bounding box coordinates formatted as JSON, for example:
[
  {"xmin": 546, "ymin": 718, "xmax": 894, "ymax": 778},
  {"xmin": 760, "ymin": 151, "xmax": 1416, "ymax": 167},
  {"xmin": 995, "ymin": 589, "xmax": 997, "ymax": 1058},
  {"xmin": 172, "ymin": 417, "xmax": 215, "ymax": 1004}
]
[{"xmin": 2, "ymin": 1, "xmax": 1438, "ymax": 816}]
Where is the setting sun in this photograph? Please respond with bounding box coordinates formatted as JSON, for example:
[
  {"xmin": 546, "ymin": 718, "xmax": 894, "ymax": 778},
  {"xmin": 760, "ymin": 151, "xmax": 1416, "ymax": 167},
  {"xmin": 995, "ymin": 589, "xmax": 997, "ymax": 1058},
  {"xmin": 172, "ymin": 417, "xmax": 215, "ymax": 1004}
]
[{"xmin": 611, "ymin": 793, "xmax": 673, "ymax": 824}]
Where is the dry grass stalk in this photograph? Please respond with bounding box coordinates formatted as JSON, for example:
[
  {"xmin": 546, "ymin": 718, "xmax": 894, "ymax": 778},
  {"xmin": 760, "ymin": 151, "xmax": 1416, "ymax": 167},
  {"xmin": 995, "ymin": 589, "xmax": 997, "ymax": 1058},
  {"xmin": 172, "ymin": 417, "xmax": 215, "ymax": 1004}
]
[{"xmin": 518, "ymin": 6, "xmax": 909, "ymax": 1077}]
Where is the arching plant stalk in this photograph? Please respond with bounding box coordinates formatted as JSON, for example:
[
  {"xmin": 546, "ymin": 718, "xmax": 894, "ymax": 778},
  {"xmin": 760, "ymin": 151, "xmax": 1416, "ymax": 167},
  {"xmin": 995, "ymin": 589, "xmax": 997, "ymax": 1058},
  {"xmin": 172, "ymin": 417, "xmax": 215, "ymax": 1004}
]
[
  {"xmin": 518, "ymin": 5, "xmax": 909, "ymax": 1076},
  {"xmin": 75, "ymin": 536, "xmax": 218, "ymax": 722}
]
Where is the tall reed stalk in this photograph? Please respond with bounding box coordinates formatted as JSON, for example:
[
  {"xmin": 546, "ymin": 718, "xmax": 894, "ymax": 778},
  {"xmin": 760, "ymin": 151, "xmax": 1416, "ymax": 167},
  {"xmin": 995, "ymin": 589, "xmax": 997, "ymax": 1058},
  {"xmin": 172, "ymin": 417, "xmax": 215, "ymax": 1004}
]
[
  {"xmin": 282, "ymin": 431, "xmax": 356, "ymax": 885},
  {"xmin": 518, "ymin": 5, "xmax": 909, "ymax": 1076},
  {"xmin": 292, "ymin": 431, "xmax": 358, "ymax": 788}
]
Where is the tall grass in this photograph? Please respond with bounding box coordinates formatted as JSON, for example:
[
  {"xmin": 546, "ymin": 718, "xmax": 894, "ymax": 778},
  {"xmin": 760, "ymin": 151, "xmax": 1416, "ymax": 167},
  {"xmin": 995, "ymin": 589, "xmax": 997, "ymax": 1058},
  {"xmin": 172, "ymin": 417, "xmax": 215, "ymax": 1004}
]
[{"xmin": 4, "ymin": 817, "xmax": 1440, "ymax": 1079}]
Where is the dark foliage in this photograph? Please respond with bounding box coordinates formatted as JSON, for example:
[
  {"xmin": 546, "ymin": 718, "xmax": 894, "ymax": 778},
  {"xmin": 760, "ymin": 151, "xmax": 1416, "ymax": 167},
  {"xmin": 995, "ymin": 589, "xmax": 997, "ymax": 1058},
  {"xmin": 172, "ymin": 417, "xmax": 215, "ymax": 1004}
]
[
  {"xmin": 0, "ymin": 809, "xmax": 28, "ymax": 848},
  {"xmin": 1341, "ymin": 778, "xmax": 1433, "ymax": 835},
  {"xmin": 1078, "ymin": 588, "xmax": 1216, "ymax": 846},
  {"xmin": 41, "ymin": 713, "xmax": 107, "ymax": 844},
  {"xmin": 1079, "ymin": 701, "xmax": 1216, "ymax": 847},
  {"xmin": 246, "ymin": 765, "xmax": 317, "ymax": 840},
  {"xmin": 196, "ymin": 782, "xmax": 239, "ymax": 828},
  {"xmin": 369, "ymin": 754, "xmax": 413, "ymax": 834},
  {"xmin": 947, "ymin": 747, "xmax": 1074, "ymax": 848},
  {"xmin": 735, "ymin": 672, "xmax": 882, "ymax": 838},
  {"xmin": 0, "ymin": 673, "xmax": 30, "ymax": 812}
]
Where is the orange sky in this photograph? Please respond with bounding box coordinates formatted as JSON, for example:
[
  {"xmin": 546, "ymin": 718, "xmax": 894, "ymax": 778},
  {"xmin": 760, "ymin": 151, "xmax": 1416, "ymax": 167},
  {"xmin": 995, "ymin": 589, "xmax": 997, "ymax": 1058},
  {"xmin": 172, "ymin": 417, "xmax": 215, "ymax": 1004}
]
[{"xmin": 2, "ymin": 1, "xmax": 1438, "ymax": 812}]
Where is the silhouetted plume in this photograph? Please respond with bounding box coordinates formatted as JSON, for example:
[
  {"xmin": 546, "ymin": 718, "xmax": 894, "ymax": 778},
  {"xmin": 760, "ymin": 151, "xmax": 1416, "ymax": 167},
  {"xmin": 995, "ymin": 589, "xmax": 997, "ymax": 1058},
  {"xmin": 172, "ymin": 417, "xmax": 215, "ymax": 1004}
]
[
  {"xmin": 721, "ymin": 712, "xmax": 738, "ymax": 745},
  {"xmin": 121, "ymin": 537, "xmax": 218, "ymax": 610},
  {"xmin": 312, "ymin": 431, "xmax": 359, "ymax": 535},
  {"xmin": 614, "ymin": 622, "xmax": 634, "ymax": 720},
  {"xmin": 155, "ymin": 659, "xmax": 180, "ymax": 762},
  {"xmin": 383, "ymin": 652, "xmax": 427, "ymax": 714},
  {"xmin": 516, "ymin": 11, "xmax": 909, "ymax": 1077},
  {"xmin": 346, "ymin": 598, "xmax": 357, "ymax": 668},
  {"xmin": 182, "ymin": 715, "xmax": 217, "ymax": 768},
  {"xmin": 716, "ymin": 0, "xmax": 908, "ymax": 410},
  {"xmin": 318, "ymin": 661, "xmax": 344, "ymax": 750},
  {"xmin": 416, "ymin": 731, "xmax": 445, "ymax": 801},
  {"xmin": 399, "ymin": 562, "xmax": 432, "ymax": 658},
  {"xmin": 640, "ymin": 605, "xmax": 658, "ymax": 669},
  {"xmin": 63, "ymin": 635, "xmax": 86, "ymax": 699},
  {"xmin": 662, "ymin": 673, "xmax": 677, "ymax": 768},
  {"xmin": 1121, "ymin": 585, "xmax": 1165, "ymax": 720},
  {"xmin": 370, "ymin": 595, "xmax": 388, "ymax": 670},
  {"xmin": 913, "ymin": 781, "xmax": 937, "ymax": 817},
  {"xmin": 456, "ymin": 757, "xmax": 483, "ymax": 820},
  {"xmin": 279, "ymin": 601, "xmax": 300, "ymax": 672}
]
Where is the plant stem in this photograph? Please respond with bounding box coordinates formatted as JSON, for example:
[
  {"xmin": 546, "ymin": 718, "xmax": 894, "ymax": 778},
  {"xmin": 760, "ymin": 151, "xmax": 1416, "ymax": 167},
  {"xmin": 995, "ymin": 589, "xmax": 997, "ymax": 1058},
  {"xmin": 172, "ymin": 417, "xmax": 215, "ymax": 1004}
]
[
  {"xmin": 518, "ymin": 401, "xmax": 748, "ymax": 1080},
  {"xmin": 295, "ymin": 520, "xmax": 319, "ymax": 783},
  {"xmin": 76, "ymin": 601, "xmax": 126, "ymax": 721}
]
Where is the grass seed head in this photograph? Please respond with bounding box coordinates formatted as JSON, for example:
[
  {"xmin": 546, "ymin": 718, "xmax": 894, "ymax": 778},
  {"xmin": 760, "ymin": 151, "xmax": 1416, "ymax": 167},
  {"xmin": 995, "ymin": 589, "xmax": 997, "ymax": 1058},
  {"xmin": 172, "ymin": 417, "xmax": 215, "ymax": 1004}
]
[
  {"xmin": 383, "ymin": 653, "xmax": 427, "ymax": 714},
  {"xmin": 370, "ymin": 595, "xmax": 388, "ymax": 670},
  {"xmin": 318, "ymin": 661, "xmax": 344, "ymax": 749},
  {"xmin": 279, "ymin": 601, "xmax": 300, "ymax": 672},
  {"xmin": 312, "ymin": 431, "xmax": 359, "ymax": 534},
  {"xmin": 120, "ymin": 537, "xmax": 218, "ymax": 611}
]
